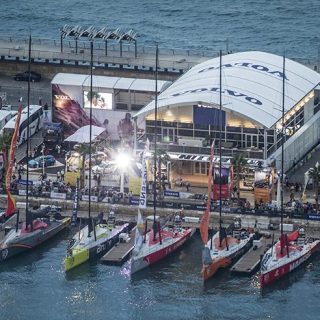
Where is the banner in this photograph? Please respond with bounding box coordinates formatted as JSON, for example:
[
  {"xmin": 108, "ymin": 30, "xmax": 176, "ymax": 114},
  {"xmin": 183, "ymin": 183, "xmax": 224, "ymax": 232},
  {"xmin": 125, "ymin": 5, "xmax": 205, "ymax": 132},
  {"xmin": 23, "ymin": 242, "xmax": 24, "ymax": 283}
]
[
  {"xmin": 50, "ymin": 192, "xmax": 67, "ymax": 200},
  {"xmin": 254, "ymin": 168, "xmax": 273, "ymax": 204},
  {"xmin": 81, "ymin": 195, "xmax": 98, "ymax": 202},
  {"xmin": 128, "ymin": 174, "xmax": 141, "ymax": 196},
  {"xmin": 164, "ymin": 190, "xmax": 180, "ymax": 198},
  {"xmin": 71, "ymin": 180, "xmax": 79, "ymax": 226},
  {"xmin": 213, "ymin": 166, "xmax": 230, "ymax": 200},
  {"xmin": 139, "ymin": 139, "xmax": 149, "ymax": 209},
  {"xmin": 5, "ymin": 104, "xmax": 22, "ymax": 217},
  {"xmin": 193, "ymin": 105, "xmax": 226, "ymax": 127},
  {"xmin": 52, "ymin": 84, "xmax": 143, "ymax": 142}
]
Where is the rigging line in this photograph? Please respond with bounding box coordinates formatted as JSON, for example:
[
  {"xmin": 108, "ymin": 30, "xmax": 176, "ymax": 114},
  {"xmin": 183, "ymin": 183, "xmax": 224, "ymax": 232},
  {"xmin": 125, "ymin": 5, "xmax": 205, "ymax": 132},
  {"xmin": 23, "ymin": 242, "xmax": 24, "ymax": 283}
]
[
  {"xmin": 26, "ymin": 34, "xmax": 31, "ymax": 231},
  {"xmin": 280, "ymin": 54, "xmax": 285, "ymax": 255},
  {"xmin": 153, "ymin": 44, "xmax": 158, "ymax": 241},
  {"xmin": 219, "ymin": 49, "xmax": 222, "ymax": 232}
]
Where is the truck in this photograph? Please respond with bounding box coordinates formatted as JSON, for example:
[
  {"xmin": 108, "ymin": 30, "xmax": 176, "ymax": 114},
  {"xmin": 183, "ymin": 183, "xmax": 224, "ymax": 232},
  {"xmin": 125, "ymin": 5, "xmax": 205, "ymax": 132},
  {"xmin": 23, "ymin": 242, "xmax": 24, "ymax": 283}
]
[{"xmin": 42, "ymin": 122, "xmax": 64, "ymax": 151}]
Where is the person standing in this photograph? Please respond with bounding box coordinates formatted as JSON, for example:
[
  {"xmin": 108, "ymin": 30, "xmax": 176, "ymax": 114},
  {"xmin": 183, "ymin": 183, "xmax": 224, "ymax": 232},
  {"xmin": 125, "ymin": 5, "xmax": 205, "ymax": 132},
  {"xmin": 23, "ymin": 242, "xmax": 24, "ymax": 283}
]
[{"xmin": 61, "ymin": 169, "xmax": 65, "ymax": 182}]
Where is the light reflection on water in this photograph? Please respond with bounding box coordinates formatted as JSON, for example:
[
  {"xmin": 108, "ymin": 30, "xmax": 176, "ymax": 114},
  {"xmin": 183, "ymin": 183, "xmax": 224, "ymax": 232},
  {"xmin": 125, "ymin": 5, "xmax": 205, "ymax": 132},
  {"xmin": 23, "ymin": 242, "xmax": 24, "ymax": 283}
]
[{"xmin": 0, "ymin": 231, "xmax": 319, "ymax": 320}]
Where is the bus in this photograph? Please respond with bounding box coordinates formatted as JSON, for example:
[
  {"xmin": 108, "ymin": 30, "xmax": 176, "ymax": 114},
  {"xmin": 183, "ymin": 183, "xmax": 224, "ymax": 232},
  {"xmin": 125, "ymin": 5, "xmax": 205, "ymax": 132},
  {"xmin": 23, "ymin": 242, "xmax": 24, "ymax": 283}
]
[
  {"xmin": 1, "ymin": 105, "xmax": 44, "ymax": 146},
  {"xmin": 0, "ymin": 110, "xmax": 14, "ymax": 131}
]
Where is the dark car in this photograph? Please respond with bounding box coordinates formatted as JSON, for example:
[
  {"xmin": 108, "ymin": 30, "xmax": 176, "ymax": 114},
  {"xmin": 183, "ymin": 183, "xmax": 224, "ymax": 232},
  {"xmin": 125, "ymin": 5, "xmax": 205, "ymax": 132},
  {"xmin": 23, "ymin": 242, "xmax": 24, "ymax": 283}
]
[{"xmin": 14, "ymin": 71, "xmax": 41, "ymax": 82}]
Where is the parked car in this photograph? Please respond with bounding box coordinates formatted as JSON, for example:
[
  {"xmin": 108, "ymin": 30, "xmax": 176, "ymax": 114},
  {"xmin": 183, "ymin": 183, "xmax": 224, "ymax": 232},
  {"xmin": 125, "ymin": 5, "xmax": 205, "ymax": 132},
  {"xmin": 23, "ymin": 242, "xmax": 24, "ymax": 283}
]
[
  {"xmin": 14, "ymin": 71, "xmax": 41, "ymax": 82},
  {"xmin": 28, "ymin": 155, "xmax": 55, "ymax": 168}
]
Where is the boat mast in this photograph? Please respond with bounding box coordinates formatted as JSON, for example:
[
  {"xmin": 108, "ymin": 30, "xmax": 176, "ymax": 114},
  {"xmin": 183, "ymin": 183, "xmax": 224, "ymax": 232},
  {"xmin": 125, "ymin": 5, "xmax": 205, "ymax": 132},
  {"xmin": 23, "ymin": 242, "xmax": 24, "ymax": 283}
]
[
  {"xmin": 26, "ymin": 35, "xmax": 31, "ymax": 231},
  {"xmin": 153, "ymin": 44, "xmax": 159, "ymax": 241},
  {"xmin": 88, "ymin": 40, "xmax": 96, "ymax": 240},
  {"xmin": 219, "ymin": 50, "xmax": 222, "ymax": 233},
  {"xmin": 280, "ymin": 55, "xmax": 285, "ymax": 254}
]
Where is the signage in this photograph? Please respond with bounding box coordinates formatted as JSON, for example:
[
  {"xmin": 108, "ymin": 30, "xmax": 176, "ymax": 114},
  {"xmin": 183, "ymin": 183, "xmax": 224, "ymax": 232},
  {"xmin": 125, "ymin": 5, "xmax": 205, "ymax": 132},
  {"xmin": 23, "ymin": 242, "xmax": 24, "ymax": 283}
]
[
  {"xmin": 81, "ymin": 195, "xmax": 98, "ymax": 202},
  {"xmin": 198, "ymin": 62, "xmax": 288, "ymax": 80},
  {"xmin": 50, "ymin": 192, "xmax": 67, "ymax": 200},
  {"xmin": 307, "ymin": 214, "xmax": 320, "ymax": 221},
  {"xmin": 17, "ymin": 179, "xmax": 33, "ymax": 185},
  {"xmin": 164, "ymin": 190, "xmax": 180, "ymax": 198}
]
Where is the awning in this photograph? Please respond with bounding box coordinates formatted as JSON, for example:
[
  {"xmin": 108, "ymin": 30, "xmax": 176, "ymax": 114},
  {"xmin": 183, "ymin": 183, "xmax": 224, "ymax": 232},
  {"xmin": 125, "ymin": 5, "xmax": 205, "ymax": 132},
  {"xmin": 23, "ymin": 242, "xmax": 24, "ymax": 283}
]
[{"xmin": 64, "ymin": 125, "xmax": 106, "ymax": 143}]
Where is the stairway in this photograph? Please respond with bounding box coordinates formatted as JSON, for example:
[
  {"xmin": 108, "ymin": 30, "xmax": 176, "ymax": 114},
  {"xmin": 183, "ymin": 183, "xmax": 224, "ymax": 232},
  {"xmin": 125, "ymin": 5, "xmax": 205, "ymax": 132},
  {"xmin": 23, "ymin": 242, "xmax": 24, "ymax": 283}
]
[{"xmin": 287, "ymin": 145, "xmax": 320, "ymax": 184}]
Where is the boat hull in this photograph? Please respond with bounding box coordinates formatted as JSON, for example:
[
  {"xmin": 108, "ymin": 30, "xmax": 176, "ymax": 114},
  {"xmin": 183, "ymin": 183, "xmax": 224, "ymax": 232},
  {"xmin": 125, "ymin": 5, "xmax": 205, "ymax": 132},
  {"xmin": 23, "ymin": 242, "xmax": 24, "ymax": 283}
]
[
  {"xmin": 202, "ymin": 236, "xmax": 253, "ymax": 281},
  {"xmin": 260, "ymin": 241, "xmax": 320, "ymax": 288},
  {"xmin": 0, "ymin": 218, "xmax": 71, "ymax": 262},
  {"xmin": 64, "ymin": 223, "xmax": 130, "ymax": 271},
  {"xmin": 131, "ymin": 228, "xmax": 195, "ymax": 274}
]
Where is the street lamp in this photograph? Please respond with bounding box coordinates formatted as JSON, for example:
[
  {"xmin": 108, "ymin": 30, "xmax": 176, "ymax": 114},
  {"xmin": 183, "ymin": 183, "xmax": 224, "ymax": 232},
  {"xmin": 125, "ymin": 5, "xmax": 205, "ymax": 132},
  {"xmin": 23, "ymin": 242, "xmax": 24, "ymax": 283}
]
[{"xmin": 115, "ymin": 151, "xmax": 130, "ymax": 194}]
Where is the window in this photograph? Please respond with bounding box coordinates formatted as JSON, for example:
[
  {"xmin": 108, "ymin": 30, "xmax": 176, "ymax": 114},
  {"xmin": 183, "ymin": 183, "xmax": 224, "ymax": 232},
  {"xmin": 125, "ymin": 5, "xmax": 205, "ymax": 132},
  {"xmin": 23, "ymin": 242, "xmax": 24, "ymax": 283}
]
[{"xmin": 194, "ymin": 162, "xmax": 208, "ymax": 175}]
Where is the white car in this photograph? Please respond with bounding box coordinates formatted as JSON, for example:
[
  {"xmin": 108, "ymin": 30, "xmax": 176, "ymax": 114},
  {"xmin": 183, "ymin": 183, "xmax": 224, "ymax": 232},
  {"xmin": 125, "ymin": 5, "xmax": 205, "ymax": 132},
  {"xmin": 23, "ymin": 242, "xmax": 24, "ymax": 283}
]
[{"xmin": 92, "ymin": 161, "xmax": 114, "ymax": 174}]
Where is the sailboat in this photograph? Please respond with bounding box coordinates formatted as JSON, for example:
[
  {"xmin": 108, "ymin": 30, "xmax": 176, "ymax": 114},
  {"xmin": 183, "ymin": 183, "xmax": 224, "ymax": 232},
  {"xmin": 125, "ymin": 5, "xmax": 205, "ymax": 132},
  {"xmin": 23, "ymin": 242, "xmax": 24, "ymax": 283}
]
[
  {"xmin": 64, "ymin": 41, "xmax": 130, "ymax": 271},
  {"xmin": 0, "ymin": 35, "xmax": 70, "ymax": 262},
  {"xmin": 130, "ymin": 45, "xmax": 195, "ymax": 275},
  {"xmin": 201, "ymin": 50, "xmax": 254, "ymax": 281},
  {"xmin": 260, "ymin": 56, "xmax": 320, "ymax": 288}
]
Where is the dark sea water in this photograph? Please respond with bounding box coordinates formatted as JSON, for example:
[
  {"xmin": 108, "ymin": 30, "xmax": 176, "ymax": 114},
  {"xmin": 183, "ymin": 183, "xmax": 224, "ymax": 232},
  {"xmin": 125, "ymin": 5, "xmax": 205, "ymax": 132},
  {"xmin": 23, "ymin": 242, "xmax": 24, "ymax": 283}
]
[
  {"xmin": 0, "ymin": 0, "xmax": 319, "ymax": 62},
  {"xmin": 1, "ymin": 1, "xmax": 320, "ymax": 319},
  {"xmin": 1, "ymin": 230, "xmax": 320, "ymax": 320}
]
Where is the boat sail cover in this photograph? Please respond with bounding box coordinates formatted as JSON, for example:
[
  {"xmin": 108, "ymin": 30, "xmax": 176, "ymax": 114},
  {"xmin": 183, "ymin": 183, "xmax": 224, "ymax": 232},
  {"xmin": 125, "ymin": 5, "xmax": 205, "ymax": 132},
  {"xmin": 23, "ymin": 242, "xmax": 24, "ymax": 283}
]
[
  {"xmin": 134, "ymin": 139, "xmax": 149, "ymax": 253},
  {"xmin": 199, "ymin": 141, "xmax": 214, "ymax": 244},
  {"xmin": 5, "ymin": 104, "xmax": 22, "ymax": 217}
]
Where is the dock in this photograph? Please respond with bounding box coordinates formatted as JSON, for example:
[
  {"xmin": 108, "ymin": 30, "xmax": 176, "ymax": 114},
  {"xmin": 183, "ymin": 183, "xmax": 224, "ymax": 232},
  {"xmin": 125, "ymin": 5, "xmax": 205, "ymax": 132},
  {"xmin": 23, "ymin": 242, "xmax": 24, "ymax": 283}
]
[
  {"xmin": 101, "ymin": 230, "xmax": 136, "ymax": 265},
  {"xmin": 231, "ymin": 237, "xmax": 271, "ymax": 274}
]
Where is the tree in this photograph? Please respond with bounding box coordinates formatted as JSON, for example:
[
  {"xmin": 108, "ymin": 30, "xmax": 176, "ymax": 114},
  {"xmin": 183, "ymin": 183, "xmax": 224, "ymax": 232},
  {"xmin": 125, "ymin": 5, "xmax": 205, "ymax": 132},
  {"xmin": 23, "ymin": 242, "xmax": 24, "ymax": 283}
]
[
  {"xmin": 151, "ymin": 149, "xmax": 171, "ymax": 189},
  {"xmin": 308, "ymin": 163, "xmax": 320, "ymax": 211},
  {"xmin": 0, "ymin": 131, "xmax": 13, "ymax": 178},
  {"xmin": 231, "ymin": 153, "xmax": 247, "ymax": 204}
]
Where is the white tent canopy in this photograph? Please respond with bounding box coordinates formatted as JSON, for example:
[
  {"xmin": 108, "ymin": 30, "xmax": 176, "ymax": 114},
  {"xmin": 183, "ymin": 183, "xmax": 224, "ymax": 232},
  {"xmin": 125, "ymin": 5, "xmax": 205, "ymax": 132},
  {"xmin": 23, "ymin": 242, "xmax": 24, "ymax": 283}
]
[
  {"xmin": 64, "ymin": 125, "xmax": 106, "ymax": 143},
  {"xmin": 135, "ymin": 51, "xmax": 320, "ymax": 128},
  {"xmin": 51, "ymin": 73, "xmax": 171, "ymax": 92}
]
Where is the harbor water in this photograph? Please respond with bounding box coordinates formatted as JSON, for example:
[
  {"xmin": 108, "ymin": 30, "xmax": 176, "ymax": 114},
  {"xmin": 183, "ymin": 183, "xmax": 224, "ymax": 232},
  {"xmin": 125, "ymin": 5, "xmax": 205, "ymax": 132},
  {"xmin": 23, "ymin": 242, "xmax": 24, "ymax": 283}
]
[
  {"xmin": 0, "ymin": 0, "xmax": 319, "ymax": 62},
  {"xmin": 1, "ymin": 230, "xmax": 320, "ymax": 320},
  {"xmin": 1, "ymin": 1, "xmax": 320, "ymax": 319}
]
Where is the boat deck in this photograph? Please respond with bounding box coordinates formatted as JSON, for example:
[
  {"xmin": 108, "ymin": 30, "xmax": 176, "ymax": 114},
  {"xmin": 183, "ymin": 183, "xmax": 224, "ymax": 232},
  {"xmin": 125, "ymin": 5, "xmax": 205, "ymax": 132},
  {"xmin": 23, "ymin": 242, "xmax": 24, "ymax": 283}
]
[
  {"xmin": 231, "ymin": 237, "xmax": 271, "ymax": 274},
  {"xmin": 101, "ymin": 231, "xmax": 135, "ymax": 265}
]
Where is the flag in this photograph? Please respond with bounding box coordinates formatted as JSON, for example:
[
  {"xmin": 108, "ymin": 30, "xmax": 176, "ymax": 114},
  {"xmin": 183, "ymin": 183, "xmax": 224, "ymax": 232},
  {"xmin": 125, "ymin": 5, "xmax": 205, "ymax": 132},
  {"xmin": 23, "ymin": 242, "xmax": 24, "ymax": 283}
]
[
  {"xmin": 199, "ymin": 140, "xmax": 215, "ymax": 244},
  {"xmin": 5, "ymin": 104, "xmax": 22, "ymax": 217}
]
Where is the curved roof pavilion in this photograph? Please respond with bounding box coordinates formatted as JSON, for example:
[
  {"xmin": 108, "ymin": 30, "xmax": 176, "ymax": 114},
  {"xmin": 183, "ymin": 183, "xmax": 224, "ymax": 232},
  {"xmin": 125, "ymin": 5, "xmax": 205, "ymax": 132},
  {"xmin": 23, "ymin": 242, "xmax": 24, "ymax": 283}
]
[{"xmin": 135, "ymin": 51, "xmax": 320, "ymax": 129}]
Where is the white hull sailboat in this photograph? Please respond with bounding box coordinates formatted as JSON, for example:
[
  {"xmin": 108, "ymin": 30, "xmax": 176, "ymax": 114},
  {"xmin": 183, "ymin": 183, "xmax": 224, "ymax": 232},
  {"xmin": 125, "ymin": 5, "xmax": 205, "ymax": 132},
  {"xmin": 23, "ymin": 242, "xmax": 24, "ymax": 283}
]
[
  {"xmin": 130, "ymin": 45, "xmax": 195, "ymax": 275},
  {"xmin": 260, "ymin": 55, "xmax": 320, "ymax": 288}
]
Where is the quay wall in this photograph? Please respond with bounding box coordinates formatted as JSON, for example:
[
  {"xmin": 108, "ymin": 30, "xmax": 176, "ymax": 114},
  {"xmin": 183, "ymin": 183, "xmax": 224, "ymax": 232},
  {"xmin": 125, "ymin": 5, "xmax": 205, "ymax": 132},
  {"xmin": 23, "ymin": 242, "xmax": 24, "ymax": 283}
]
[
  {"xmin": 2, "ymin": 195, "xmax": 320, "ymax": 234},
  {"xmin": 0, "ymin": 59, "xmax": 178, "ymax": 82}
]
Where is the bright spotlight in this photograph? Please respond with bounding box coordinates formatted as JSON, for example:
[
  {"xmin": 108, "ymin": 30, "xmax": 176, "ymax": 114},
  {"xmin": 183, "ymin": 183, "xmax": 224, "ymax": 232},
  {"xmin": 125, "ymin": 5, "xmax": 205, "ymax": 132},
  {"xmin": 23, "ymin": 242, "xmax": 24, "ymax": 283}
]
[{"xmin": 116, "ymin": 152, "xmax": 130, "ymax": 169}]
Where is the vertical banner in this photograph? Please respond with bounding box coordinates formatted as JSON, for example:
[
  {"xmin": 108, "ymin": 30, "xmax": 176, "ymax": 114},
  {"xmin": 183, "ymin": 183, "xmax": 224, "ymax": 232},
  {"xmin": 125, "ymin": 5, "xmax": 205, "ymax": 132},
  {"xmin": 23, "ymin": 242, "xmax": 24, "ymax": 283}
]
[
  {"xmin": 134, "ymin": 139, "xmax": 149, "ymax": 253},
  {"xmin": 213, "ymin": 166, "xmax": 230, "ymax": 200},
  {"xmin": 5, "ymin": 104, "xmax": 22, "ymax": 217},
  {"xmin": 139, "ymin": 139, "xmax": 149, "ymax": 209},
  {"xmin": 254, "ymin": 168, "xmax": 273, "ymax": 204},
  {"xmin": 71, "ymin": 179, "xmax": 79, "ymax": 226}
]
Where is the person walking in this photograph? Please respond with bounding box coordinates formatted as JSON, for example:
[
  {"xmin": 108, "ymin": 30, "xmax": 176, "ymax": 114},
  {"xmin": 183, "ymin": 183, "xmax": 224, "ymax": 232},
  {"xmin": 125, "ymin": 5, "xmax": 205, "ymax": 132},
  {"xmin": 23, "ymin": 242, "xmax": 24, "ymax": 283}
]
[
  {"xmin": 57, "ymin": 171, "xmax": 61, "ymax": 182},
  {"xmin": 61, "ymin": 169, "xmax": 65, "ymax": 182}
]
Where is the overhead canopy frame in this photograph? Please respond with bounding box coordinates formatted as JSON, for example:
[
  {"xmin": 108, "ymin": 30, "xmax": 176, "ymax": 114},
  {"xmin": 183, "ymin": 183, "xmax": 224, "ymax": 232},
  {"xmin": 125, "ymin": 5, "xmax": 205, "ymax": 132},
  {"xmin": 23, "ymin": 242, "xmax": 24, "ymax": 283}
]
[{"xmin": 60, "ymin": 25, "xmax": 138, "ymax": 57}]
